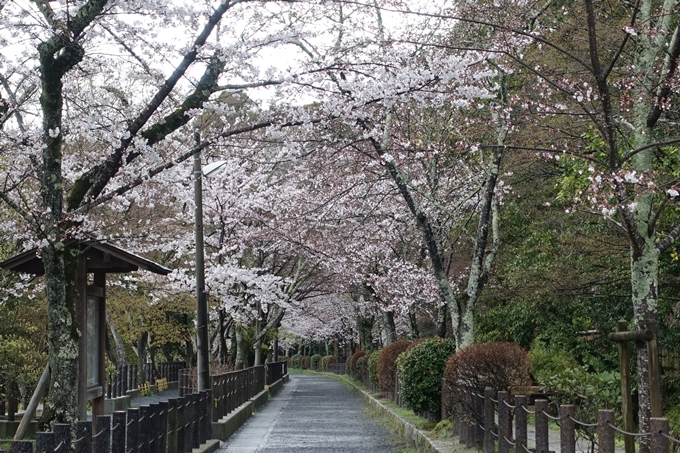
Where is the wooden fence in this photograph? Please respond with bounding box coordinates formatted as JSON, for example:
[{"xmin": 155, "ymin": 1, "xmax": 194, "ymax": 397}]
[
  {"xmin": 211, "ymin": 365, "xmax": 265, "ymax": 421},
  {"xmin": 107, "ymin": 361, "xmax": 186, "ymax": 398},
  {"xmin": 2, "ymin": 389, "xmax": 212, "ymax": 453},
  {"xmin": 0, "ymin": 363, "xmax": 281, "ymax": 453},
  {"xmin": 452, "ymin": 387, "xmax": 680, "ymax": 453}
]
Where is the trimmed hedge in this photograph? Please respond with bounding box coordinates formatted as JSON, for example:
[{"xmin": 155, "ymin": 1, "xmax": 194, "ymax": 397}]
[
  {"xmin": 377, "ymin": 340, "xmax": 411, "ymax": 395},
  {"xmin": 291, "ymin": 354, "xmax": 302, "ymax": 368},
  {"xmin": 367, "ymin": 350, "xmax": 380, "ymax": 387},
  {"xmin": 350, "ymin": 350, "xmax": 366, "ymax": 377},
  {"xmin": 311, "ymin": 354, "xmax": 323, "ymax": 370},
  {"xmin": 397, "ymin": 337, "xmax": 456, "ymax": 418}
]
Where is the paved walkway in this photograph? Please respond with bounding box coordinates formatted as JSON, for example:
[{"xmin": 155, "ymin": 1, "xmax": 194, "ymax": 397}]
[{"xmin": 218, "ymin": 374, "xmax": 399, "ymax": 453}]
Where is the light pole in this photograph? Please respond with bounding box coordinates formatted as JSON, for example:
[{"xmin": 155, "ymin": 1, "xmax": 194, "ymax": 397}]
[{"xmin": 194, "ymin": 151, "xmax": 227, "ymax": 392}]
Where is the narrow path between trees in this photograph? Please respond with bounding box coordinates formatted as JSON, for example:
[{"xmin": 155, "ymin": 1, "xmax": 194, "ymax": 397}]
[{"xmin": 218, "ymin": 374, "xmax": 400, "ymax": 452}]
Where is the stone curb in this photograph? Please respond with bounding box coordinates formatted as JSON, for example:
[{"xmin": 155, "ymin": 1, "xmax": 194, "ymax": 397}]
[{"xmin": 341, "ymin": 376, "xmax": 472, "ymax": 453}]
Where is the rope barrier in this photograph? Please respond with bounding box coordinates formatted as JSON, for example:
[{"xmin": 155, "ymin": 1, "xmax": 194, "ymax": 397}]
[
  {"xmin": 607, "ymin": 423, "xmax": 650, "ymax": 437},
  {"xmin": 541, "ymin": 410, "xmax": 560, "ymax": 421},
  {"xmin": 569, "ymin": 416, "xmax": 598, "ymax": 428},
  {"xmin": 72, "ymin": 436, "xmax": 86, "ymax": 444},
  {"xmin": 503, "ymin": 435, "xmax": 516, "ymax": 446},
  {"xmin": 503, "ymin": 399, "xmax": 515, "ymax": 409},
  {"xmin": 92, "ymin": 428, "xmax": 107, "ymax": 439},
  {"xmin": 53, "ymin": 440, "xmax": 65, "ymax": 452},
  {"xmin": 660, "ymin": 431, "xmax": 680, "ymax": 444}
]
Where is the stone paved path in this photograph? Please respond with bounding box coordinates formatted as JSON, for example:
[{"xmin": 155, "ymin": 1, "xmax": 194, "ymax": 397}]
[{"xmin": 218, "ymin": 374, "xmax": 399, "ymax": 453}]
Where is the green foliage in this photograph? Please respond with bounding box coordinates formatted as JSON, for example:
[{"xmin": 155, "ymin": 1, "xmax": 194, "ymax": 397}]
[
  {"xmin": 397, "ymin": 338, "xmax": 456, "ymax": 417},
  {"xmin": 528, "ymin": 339, "xmax": 579, "ymax": 383},
  {"xmin": 350, "ymin": 350, "xmax": 366, "ymax": 377},
  {"xmin": 367, "ymin": 350, "xmax": 380, "ymax": 387},
  {"xmin": 540, "ymin": 366, "xmax": 621, "ymax": 446},
  {"xmin": 311, "ymin": 354, "xmax": 323, "ymax": 370},
  {"xmin": 291, "ymin": 354, "xmax": 302, "ymax": 368}
]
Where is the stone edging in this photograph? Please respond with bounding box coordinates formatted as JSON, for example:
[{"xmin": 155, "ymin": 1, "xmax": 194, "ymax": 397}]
[{"xmin": 341, "ymin": 376, "xmax": 472, "ymax": 453}]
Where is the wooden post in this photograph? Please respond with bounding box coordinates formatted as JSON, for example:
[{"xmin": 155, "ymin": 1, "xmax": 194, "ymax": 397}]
[
  {"xmin": 598, "ymin": 409, "xmax": 615, "ymax": 453},
  {"xmin": 111, "ymin": 411, "xmax": 126, "ymax": 453},
  {"xmin": 474, "ymin": 389, "xmax": 484, "ymax": 448},
  {"xmin": 126, "ymin": 408, "xmax": 139, "ymax": 453},
  {"xmin": 167, "ymin": 399, "xmax": 178, "ymax": 453},
  {"xmin": 8, "ymin": 441, "xmax": 33, "ymax": 453},
  {"xmin": 498, "ymin": 391, "xmax": 510, "ymax": 453},
  {"xmin": 35, "ymin": 432, "xmax": 56, "ymax": 453},
  {"xmin": 515, "ymin": 395, "xmax": 528, "ymax": 452},
  {"xmin": 75, "ymin": 421, "xmax": 93, "ymax": 453},
  {"xmin": 466, "ymin": 390, "xmax": 476, "ymax": 448},
  {"xmin": 560, "ymin": 405, "xmax": 575, "ymax": 453},
  {"xmin": 94, "ymin": 415, "xmax": 111, "ymax": 453},
  {"xmin": 650, "ymin": 418, "xmax": 670, "ymax": 453},
  {"xmin": 615, "ymin": 320, "xmax": 636, "ymax": 453},
  {"xmin": 483, "ymin": 388, "xmax": 494, "ymax": 453},
  {"xmin": 535, "ymin": 400, "xmax": 549, "ymax": 453},
  {"xmin": 53, "ymin": 423, "xmax": 70, "ymax": 453}
]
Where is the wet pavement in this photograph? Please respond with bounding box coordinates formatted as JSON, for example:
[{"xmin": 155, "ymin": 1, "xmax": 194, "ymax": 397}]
[{"xmin": 218, "ymin": 374, "xmax": 399, "ymax": 453}]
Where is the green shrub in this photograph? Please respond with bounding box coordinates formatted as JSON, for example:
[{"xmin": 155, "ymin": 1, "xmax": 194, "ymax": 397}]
[
  {"xmin": 540, "ymin": 366, "xmax": 621, "ymax": 449},
  {"xmin": 345, "ymin": 355, "xmax": 352, "ymax": 374},
  {"xmin": 528, "ymin": 339, "xmax": 579, "ymax": 383},
  {"xmin": 377, "ymin": 340, "xmax": 411, "ymax": 395},
  {"xmin": 397, "ymin": 338, "xmax": 456, "ymax": 418},
  {"xmin": 291, "ymin": 354, "xmax": 302, "ymax": 368},
  {"xmin": 350, "ymin": 350, "xmax": 366, "ymax": 377},
  {"xmin": 311, "ymin": 354, "xmax": 323, "ymax": 370},
  {"xmin": 367, "ymin": 350, "xmax": 380, "ymax": 387}
]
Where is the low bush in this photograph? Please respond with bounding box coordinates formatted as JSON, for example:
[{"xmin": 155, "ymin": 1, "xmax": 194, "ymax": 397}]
[
  {"xmin": 397, "ymin": 338, "xmax": 456, "ymax": 418},
  {"xmin": 345, "ymin": 355, "xmax": 352, "ymax": 374},
  {"xmin": 528, "ymin": 339, "xmax": 579, "ymax": 383},
  {"xmin": 291, "ymin": 354, "xmax": 302, "ymax": 368},
  {"xmin": 377, "ymin": 340, "xmax": 411, "ymax": 395},
  {"xmin": 443, "ymin": 342, "xmax": 531, "ymax": 420},
  {"xmin": 367, "ymin": 350, "xmax": 380, "ymax": 387},
  {"xmin": 541, "ymin": 366, "xmax": 620, "ymax": 450},
  {"xmin": 350, "ymin": 350, "xmax": 366, "ymax": 377},
  {"xmin": 311, "ymin": 354, "xmax": 323, "ymax": 370},
  {"xmin": 322, "ymin": 355, "xmax": 338, "ymax": 371}
]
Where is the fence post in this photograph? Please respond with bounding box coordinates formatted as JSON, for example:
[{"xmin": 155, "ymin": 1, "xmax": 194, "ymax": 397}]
[
  {"xmin": 474, "ymin": 389, "xmax": 484, "ymax": 448},
  {"xmin": 112, "ymin": 411, "xmax": 126, "ymax": 453},
  {"xmin": 176, "ymin": 397, "xmax": 186, "ymax": 453},
  {"xmin": 191, "ymin": 393, "xmax": 200, "ymax": 449},
  {"xmin": 75, "ymin": 420, "xmax": 93, "ymax": 453},
  {"xmin": 8, "ymin": 441, "xmax": 33, "ymax": 453},
  {"xmin": 184, "ymin": 397, "xmax": 194, "ymax": 453},
  {"xmin": 560, "ymin": 405, "xmax": 575, "ymax": 453},
  {"xmin": 483, "ymin": 387, "xmax": 494, "ymax": 453},
  {"xmin": 198, "ymin": 391, "xmax": 207, "ymax": 445},
  {"xmin": 535, "ymin": 399, "xmax": 549, "ymax": 453},
  {"xmin": 139, "ymin": 405, "xmax": 151, "ymax": 453},
  {"xmin": 515, "ymin": 395, "xmax": 527, "ymax": 452},
  {"xmin": 167, "ymin": 398, "xmax": 178, "ymax": 453},
  {"xmin": 149, "ymin": 404, "xmax": 160, "ymax": 452},
  {"xmin": 651, "ymin": 418, "xmax": 670, "ymax": 453},
  {"xmin": 205, "ymin": 389, "xmax": 213, "ymax": 441},
  {"xmin": 598, "ymin": 409, "xmax": 615, "ymax": 453},
  {"xmin": 159, "ymin": 400, "xmax": 169, "ymax": 453},
  {"xmin": 53, "ymin": 423, "xmax": 70, "ymax": 453},
  {"xmin": 126, "ymin": 407, "xmax": 139, "ymax": 453},
  {"xmin": 498, "ymin": 391, "xmax": 511, "ymax": 453},
  {"xmin": 94, "ymin": 415, "xmax": 111, "ymax": 453},
  {"xmin": 35, "ymin": 432, "xmax": 56, "ymax": 453},
  {"xmin": 466, "ymin": 389, "xmax": 476, "ymax": 448}
]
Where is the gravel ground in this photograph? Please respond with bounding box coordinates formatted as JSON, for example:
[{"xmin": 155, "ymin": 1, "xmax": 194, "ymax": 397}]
[{"xmin": 129, "ymin": 388, "xmax": 180, "ymax": 407}]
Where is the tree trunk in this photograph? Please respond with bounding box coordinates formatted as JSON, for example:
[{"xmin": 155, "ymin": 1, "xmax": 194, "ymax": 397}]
[
  {"xmin": 107, "ymin": 310, "xmax": 127, "ymax": 366},
  {"xmin": 408, "ymin": 310, "xmax": 420, "ymax": 340},
  {"xmin": 382, "ymin": 311, "xmax": 397, "ymax": 345},
  {"xmin": 234, "ymin": 323, "xmax": 250, "ymax": 370},
  {"xmin": 137, "ymin": 331, "xmax": 149, "ymax": 384},
  {"xmin": 357, "ymin": 314, "xmax": 375, "ymax": 352}
]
